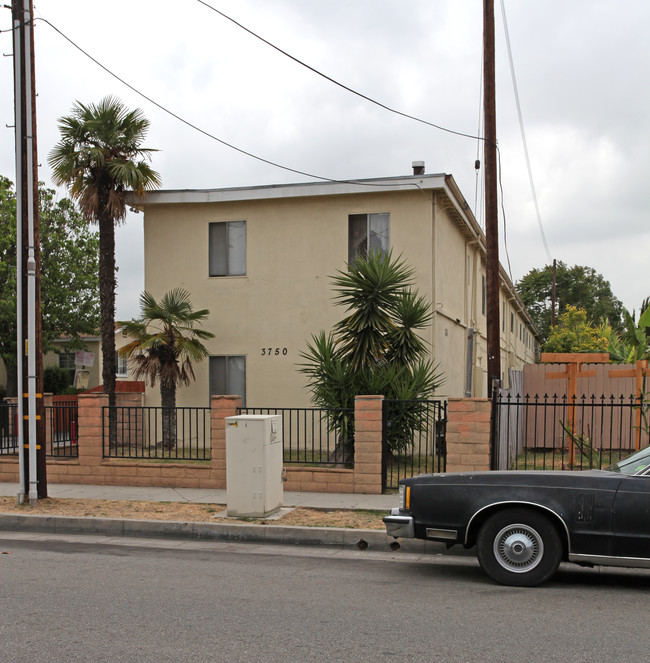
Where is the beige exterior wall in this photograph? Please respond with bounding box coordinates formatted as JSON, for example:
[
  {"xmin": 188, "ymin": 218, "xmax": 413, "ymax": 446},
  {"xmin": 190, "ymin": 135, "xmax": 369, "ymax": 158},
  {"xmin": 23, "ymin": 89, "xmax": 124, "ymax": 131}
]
[{"xmin": 137, "ymin": 175, "xmax": 538, "ymax": 408}]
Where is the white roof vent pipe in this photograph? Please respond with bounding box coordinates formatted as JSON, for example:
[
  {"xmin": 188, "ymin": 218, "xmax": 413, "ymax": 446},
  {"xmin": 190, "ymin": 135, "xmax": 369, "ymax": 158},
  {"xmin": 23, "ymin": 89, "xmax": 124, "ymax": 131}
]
[{"xmin": 412, "ymin": 161, "xmax": 425, "ymax": 175}]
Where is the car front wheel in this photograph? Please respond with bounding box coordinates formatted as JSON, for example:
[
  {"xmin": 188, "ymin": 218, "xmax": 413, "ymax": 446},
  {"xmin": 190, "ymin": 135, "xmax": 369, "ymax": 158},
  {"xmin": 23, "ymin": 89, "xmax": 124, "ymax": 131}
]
[{"xmin": 476, "ymin": 508, "xmax": 562, "ymax": 587}]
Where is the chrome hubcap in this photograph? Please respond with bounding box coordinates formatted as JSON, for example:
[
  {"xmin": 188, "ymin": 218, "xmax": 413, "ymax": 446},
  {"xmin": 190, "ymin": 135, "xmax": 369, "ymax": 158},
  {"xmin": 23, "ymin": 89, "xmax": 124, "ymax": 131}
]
[{"xmin": 493, "ymin": 523, "xmax": 544, "ymax": 573}]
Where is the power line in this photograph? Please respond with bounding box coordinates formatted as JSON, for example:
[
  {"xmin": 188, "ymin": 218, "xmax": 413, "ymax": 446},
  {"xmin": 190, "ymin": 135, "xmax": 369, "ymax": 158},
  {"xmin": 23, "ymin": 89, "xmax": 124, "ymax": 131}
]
[
  {"xmin": 499, "ymin": 0, "xmax": 552, "ymax": 263},
  {"xmin": 32, "ymin": 17, "xmax": 425, "ymax": 190},
  {"xmin": 194, "ymin": 0, "xmax": 483, "ymax": 143}
]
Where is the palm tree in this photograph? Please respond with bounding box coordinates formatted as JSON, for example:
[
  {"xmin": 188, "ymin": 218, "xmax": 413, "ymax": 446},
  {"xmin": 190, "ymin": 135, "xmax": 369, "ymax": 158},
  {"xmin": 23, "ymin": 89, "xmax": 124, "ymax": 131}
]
[
  {"xmin": 119, "ymin": 289, "xmax": 215, "ymax": 450},
  {"xmin": 48, "ymin": 96, "xmax": 160, "ymax": 446}
]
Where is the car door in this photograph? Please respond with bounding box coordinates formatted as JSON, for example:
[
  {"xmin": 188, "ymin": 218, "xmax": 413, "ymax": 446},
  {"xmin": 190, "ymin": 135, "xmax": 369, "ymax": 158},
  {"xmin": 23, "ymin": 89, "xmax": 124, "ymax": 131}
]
[{"xmin": 612, "ymin": 471, "xmax": 650, "ymax": 559}]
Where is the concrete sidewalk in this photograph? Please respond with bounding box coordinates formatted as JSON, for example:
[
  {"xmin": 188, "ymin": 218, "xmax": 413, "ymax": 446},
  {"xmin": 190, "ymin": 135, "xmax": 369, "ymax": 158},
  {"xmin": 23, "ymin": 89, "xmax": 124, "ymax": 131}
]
[
  {"xmin": 0, "ymin": 482, "xmax": 397, "ymax": 511},
  {"xmin": 0, "ymin": 481, "xmax": 467, "ymax": 557}
]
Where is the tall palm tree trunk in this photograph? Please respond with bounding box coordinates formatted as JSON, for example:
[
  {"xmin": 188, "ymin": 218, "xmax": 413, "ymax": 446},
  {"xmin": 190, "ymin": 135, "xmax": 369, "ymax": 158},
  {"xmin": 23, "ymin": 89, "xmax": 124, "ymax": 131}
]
[
  {"xmin": 160, "ymin": 383, "xmax": 177, "ymax": 451},
  {"xmin": 98, "ymin": 207, "xmax": 117, "ymax": 447}
]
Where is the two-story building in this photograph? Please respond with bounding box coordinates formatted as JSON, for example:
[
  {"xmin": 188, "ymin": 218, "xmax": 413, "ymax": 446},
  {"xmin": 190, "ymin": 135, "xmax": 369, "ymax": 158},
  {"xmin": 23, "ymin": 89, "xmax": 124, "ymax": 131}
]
[{"xmin": 131, "ymin": 167, "xmax": 538, "ymax": 408}]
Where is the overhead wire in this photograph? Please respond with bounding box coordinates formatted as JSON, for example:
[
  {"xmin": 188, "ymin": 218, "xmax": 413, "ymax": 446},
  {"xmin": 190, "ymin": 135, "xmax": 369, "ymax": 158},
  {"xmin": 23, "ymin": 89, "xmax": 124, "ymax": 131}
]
[
  {"xmin": 194, "ymin": 0, "xmax": 484, "ymax": 143},
  {"xmin": 499, "ymin": 0, "xmax": 552, "ymax": 263},
  {"xmin": 32, "ymin": 16, "xmax": 427, "ymax": 190}
]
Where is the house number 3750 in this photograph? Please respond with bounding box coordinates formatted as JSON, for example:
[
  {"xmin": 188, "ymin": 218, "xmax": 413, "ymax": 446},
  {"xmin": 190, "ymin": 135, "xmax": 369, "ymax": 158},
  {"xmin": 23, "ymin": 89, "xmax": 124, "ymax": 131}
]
[{"xmin": 261, "ymin": 347, "xmax": 288, "ymax": 356}]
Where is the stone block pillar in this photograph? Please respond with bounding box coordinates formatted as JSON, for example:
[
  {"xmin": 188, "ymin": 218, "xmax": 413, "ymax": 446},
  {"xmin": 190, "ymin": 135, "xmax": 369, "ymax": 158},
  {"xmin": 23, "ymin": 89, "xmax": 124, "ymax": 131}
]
[
  {"xmin": 210, "ymin": 395, "xmax": 241, "ymax": 488},
  {"xmin": 353, "ymin": 395, "xmax": 383, "ymax": 494},
  {"xmin": 77, "ymin": 393, "xmax": 107, "ymax": 471},
  {"xmin": 445, "ymin": 398, "xmax": 491, "ymax": 472}
]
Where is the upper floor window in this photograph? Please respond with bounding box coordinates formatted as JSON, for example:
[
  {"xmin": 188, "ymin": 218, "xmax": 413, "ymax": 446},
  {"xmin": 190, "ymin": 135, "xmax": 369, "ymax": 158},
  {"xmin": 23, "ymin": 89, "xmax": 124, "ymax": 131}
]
[
  {"xmin": 209, "ymin": 221, "xmax": 246, "ymax": 276},
  {"xmin": 348, "ymin": 213, "xmax": 389, "ymax": 264}
]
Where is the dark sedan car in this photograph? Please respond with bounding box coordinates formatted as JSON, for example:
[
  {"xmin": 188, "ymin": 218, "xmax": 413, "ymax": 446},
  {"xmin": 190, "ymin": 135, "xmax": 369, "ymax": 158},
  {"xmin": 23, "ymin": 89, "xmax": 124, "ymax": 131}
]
[{"xmin": 384, "ymin": 446, "xmax": 650, "ymax": 586}]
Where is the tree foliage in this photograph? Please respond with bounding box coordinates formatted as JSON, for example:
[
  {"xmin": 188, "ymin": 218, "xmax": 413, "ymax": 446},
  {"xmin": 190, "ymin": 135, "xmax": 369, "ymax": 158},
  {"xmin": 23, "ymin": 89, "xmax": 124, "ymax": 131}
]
[
  {"xmin": 0, "ymin": 176, "xmax": 100, "ymax": 395},
  {"xmin": 516, "ymin": 262, "xmax": 623, "ymax": 345},
  {"xmin": 544, "ymin": 306, "xmax": 608, "ymax": 353},
  {"xmin": 119, "ymin": 289, "xmax": 214, "ymax": 449},
  {"xmin": 601, "ymin": 303, "xmax": 650, "ymax": 363},
  {"xmin": 49, "ymin": 96, "xmax": 160, "ymax": 445},
  {"xmin": 300, "ymin": 252, "xmax": 444, "ymax": 457}
]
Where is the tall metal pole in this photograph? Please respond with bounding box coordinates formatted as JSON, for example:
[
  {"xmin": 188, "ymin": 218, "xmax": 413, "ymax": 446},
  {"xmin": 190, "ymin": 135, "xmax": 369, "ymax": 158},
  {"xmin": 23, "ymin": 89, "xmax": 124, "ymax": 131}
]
[
  {"xmin": 12, "ymin": 0, "xmax": 25, "ymax": 504},
  {"xmin": 13, "ymin": 0, "xmax": 46, "ymax": 501},
  {"xmin": 484, "ymin": 0, "xmax": 501, "ymax": 397}
]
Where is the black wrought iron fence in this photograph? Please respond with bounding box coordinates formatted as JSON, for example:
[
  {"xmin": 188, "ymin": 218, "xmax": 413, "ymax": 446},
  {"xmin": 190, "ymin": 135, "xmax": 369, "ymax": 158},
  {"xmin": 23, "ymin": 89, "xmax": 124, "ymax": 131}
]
[
  {"xmin": 1, "ymin": 403, "xmax": 79, "ymax": 458},
  {"xmin": 0, "ymin": 403, "xmax": 18, "ymax": 453},
  {"xmin": 45, "ymin": 404, "xmax": 78, "ymax": 457},
  {"xmin": 238, "ymin": 407, "xmax": 354, "ymax": 467},
  {"xmin": 382, "ymin": 399, "xmax": 447, "ymax": 490},
  {"xmin": 103, "ymin": 406, "xmax": 211, "ymax": 460},
  {"xmin": 493, "ymin": 393, "xmax": 649, "ymax": 471}
]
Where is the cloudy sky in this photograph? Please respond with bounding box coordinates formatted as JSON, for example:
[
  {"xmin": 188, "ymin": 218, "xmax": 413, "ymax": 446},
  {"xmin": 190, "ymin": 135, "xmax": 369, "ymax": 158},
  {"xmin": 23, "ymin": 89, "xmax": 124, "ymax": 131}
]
[{"xmin": 1, "ymin": 0, "xmax": 648, "ymax": 320}]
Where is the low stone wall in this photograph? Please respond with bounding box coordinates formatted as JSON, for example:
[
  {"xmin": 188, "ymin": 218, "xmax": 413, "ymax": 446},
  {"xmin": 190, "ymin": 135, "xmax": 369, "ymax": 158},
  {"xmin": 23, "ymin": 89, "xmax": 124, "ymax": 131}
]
[{"xmin": 0, "ymin": 394, "xmax": 493, "ymax": 493}]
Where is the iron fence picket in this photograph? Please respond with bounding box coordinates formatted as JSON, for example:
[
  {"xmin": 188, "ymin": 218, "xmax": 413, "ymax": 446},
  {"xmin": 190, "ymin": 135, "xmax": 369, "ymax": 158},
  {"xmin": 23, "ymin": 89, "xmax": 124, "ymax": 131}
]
[
  {"xmin": 46, "ymin": 404, "xmax": 79, "ymax": 457},
  {"xmin": 382, "ymin": 399, "xmax": 447, "ymax": 491},
  {"xmin": 493, "ymin": 393, "xmax": 649, "ymax": 470},
  {"xmin": 103, "ymin": 406, "xmax": 211, "ymax": 460},
  {"xmin": 239, "ymin": 407, "xmax": 354, "ymax": 467},
  {"xmin": 0, "ymin": 403, "xmax": 18, "ymax": 453},
  {"xmin": 1, "ymin": 403, "xmax": 79, "ymax": 457}
]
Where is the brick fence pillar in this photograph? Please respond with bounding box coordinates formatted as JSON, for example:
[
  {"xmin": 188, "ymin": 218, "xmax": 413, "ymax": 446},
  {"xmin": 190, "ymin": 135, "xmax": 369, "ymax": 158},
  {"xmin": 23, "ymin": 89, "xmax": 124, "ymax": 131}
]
[
  {"xmin": 353, "ymin": 395, "xmax": 383, "ymax": 494},
  {"xmin": 211, "ymin": 395, "xmax": 242, "ymax": 488},
  {"xmin": 77, "ymin": 393, "xmax": 107, "ymax": 475},
  {"xmin": 446, "ymin": 398, "xmax": 491, "ymax": 472}
]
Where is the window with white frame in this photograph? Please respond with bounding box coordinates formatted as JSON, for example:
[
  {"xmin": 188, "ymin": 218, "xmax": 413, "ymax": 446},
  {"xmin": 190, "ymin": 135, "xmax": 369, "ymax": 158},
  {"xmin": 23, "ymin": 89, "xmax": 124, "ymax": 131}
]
[
  {"xmin": 116, "ymin": 355, "xmax": 128, "ymax": 377},
  {"xmin": 348, "ymin": 213, "xmax": 389, "ymax": 264},
  {"xmin": 209, "ymin": 356, "xmax": 246, "ymax": 406},
  {"xmin": 209, "ymin": 221, "xmax": 246, "ymax": 276}
]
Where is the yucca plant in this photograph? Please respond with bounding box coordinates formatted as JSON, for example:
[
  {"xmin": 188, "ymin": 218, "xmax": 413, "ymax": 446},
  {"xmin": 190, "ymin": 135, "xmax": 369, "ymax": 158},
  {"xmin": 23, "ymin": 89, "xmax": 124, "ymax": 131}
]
[{"xmin": 300, "ymin": 251, "xmax": 443, "ymax": 459}]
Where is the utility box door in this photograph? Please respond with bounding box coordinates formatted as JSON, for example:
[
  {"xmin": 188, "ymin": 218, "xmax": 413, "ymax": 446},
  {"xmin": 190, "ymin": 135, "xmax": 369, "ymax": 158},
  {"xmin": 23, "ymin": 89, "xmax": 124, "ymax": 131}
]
[{"xmin": 225, "ymin": 414, "xmax": 283, "ymax": 517}]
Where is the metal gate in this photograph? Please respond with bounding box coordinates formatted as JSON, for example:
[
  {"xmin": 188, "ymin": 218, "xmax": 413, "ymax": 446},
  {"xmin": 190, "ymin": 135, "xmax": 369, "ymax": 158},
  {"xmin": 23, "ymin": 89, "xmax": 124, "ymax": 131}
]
[{"xmin": 382, "ymin": 399, "xmax": 447, "ymax": 491}]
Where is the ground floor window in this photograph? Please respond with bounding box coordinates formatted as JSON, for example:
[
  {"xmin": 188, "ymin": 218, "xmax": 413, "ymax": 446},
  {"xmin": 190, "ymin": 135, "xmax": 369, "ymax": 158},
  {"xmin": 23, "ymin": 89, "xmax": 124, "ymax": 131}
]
[
  {"xmin": 58, "ymin": 352, "xmax": 76, "ymax": 382},
  {"xmin": 209, "ymin": 355, "xmax": 246, "ymax": 406},
  {"xmin": 116, "ymin": 355, "xmax": 128, "ymax": 377}
]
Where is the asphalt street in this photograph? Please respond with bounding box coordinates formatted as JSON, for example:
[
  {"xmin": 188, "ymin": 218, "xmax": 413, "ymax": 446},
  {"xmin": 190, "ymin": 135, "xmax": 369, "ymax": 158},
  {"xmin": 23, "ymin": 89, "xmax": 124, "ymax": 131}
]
[{"xmin": 2, "ymin": 532, "xmax": 649, "ymax": 663}]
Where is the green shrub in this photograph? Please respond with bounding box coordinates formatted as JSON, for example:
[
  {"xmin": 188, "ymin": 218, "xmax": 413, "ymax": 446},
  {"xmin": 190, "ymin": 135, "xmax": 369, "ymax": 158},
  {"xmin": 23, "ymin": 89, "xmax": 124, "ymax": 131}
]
[{"xmin": 43, "ymin": 365, "xmax": 72, "ymax": 395}]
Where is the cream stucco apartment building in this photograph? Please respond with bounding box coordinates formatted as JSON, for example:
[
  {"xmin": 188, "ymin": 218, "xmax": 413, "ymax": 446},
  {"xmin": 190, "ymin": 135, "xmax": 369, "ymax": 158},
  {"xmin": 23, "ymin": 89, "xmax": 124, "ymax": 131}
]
[{"xmin": 132, "ymin": 169, "xmax": 538, "ymax": 408}]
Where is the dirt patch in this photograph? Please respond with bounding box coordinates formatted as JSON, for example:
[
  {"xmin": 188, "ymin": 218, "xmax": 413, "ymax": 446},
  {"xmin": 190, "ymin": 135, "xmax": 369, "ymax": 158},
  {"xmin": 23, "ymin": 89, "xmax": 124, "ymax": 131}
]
[{"xmin": 0, "ymin": 496, "xmax": 386, "ymax": 530}]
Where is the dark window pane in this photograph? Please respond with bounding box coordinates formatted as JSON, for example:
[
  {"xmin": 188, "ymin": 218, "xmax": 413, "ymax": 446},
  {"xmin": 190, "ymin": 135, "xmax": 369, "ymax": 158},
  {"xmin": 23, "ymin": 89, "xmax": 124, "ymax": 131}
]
[
  {"xmin": 209, "ymin": 223, "xmax": 227, "ymax": 276},
  {"xmin": 348, "ymin": 214, "xmax": 368, "ymax": 264}
]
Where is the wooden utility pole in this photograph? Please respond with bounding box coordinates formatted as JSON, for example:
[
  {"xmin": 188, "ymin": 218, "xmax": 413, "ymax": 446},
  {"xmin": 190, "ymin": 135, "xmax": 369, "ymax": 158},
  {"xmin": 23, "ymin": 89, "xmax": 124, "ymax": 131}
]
[
  {"xmin": 484, "ymin": 0, "xmax": 500, "ymax": 396},
  {"xmin": 12, "ymin": 0, "xmax": 47, "ymax": 500}
]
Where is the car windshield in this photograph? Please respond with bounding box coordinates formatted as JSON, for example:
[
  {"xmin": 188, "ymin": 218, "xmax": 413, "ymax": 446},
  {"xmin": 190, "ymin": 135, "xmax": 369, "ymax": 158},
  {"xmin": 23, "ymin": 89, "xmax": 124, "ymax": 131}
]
[{"xmin": 606, "ymin": 446, "xmax": 650, "ymax": 475}]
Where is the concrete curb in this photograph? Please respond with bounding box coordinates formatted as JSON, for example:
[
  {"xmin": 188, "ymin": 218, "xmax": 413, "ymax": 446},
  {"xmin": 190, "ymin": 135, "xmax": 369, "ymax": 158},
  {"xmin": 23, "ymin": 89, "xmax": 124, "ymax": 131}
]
[{"xmin": 0, "ymin": 513, "xmax": 469, "ymax": 556}]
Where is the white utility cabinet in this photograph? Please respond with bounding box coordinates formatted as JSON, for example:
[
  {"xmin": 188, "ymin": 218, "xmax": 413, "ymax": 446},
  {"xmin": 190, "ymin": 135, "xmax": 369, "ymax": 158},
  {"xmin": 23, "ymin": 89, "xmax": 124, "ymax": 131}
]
[{"xmin": 225, "ymin": 414, "xmax": 283, "ymax": 517}]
